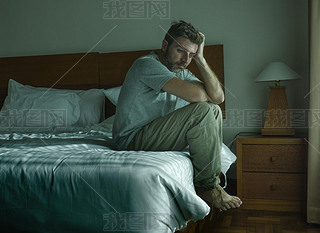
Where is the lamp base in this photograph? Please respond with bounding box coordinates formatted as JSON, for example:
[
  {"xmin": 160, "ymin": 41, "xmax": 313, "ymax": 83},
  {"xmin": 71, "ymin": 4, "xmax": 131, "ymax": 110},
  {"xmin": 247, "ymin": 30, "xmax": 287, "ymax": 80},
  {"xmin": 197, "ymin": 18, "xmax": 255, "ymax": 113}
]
[
  {"xmin": 262, "ymin": 128, "xmax": 295, "ymax": 136},
  {"xmin": 262, "ymin": 86, "xmax": 295, "ymax": 136}
]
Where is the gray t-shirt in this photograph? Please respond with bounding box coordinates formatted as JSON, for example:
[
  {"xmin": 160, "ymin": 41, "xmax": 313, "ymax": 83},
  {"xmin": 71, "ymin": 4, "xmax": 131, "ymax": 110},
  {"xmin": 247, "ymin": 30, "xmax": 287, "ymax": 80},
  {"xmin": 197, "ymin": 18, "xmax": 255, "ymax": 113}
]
[{"xmin": 113, "ymin": 51, "xmax": 198, "ymax": 150}]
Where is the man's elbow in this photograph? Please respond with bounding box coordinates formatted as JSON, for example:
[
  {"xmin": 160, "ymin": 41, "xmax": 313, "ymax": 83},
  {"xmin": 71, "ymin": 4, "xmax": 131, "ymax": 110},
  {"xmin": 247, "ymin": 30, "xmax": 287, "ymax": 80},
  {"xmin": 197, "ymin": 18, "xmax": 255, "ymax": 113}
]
[
  {"xmin": 214, "ymin": 94, "xmax": 225, "ymax": 104},
  {"xmin": 207, "ymin": 92, "xmax": 225, "ymax": 104}
]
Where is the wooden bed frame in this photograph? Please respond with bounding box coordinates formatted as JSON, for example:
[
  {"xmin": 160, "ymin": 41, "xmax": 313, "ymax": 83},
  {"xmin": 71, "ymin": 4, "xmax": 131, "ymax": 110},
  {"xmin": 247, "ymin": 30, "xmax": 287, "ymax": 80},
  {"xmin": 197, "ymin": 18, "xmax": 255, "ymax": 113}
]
[
  {"xmin": 0, "ymin": 45, "xmax": 225, "ymax": 117},
  {"xmin": 0, "ymin": 45, "xmax": 225, "ymax": 232}
]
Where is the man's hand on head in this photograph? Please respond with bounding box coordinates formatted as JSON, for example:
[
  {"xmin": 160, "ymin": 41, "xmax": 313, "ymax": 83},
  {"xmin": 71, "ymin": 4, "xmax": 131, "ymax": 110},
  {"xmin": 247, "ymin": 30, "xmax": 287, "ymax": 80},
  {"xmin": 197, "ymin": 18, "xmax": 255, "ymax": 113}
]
[{"xmin": 194, "ymin": 32, "xmax": 205, "ymax": 63}]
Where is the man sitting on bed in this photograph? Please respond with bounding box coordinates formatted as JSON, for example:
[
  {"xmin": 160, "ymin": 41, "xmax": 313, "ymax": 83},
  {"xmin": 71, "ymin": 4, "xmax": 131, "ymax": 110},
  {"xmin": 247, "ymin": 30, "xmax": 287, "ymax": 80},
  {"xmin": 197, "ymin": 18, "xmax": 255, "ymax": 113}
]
[{"xmin": 113, "ymin": 20, "xmax": 242, "ymax": 211}]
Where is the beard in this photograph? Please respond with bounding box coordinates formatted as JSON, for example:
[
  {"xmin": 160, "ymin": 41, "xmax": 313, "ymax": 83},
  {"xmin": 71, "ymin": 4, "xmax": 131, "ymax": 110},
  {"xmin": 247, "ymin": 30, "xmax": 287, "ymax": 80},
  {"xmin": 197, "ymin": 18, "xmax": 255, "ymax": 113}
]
[{"xmin": 162, "ymin": 50, "xmax": 186, "ymax": 73}]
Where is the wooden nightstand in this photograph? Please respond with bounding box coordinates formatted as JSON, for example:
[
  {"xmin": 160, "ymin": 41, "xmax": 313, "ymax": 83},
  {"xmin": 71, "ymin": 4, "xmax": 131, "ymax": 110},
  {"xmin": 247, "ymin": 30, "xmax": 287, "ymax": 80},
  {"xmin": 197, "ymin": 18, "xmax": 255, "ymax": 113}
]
[{"xmin": 236, "ymin": 137, "xmax": 307, "ymax": 212}]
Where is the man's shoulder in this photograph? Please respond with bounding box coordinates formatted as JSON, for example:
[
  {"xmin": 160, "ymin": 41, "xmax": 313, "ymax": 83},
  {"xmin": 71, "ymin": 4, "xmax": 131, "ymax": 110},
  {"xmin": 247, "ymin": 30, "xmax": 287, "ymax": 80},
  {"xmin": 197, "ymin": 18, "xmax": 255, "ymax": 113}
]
[
  {"xmin": 140, "ymin": 51, "xmax": 158, "ymax": 60},
  {"xmin": 134, "ymin": 51, "xmax": 159, "ymax": 66}
]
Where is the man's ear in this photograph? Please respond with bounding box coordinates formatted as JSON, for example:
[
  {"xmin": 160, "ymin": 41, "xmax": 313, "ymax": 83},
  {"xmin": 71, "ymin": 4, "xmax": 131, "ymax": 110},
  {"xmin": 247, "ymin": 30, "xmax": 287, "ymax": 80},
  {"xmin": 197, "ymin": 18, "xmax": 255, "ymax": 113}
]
[{"xmin": 161, "ymin": 40, "xmax": 168, "ymax": 52}]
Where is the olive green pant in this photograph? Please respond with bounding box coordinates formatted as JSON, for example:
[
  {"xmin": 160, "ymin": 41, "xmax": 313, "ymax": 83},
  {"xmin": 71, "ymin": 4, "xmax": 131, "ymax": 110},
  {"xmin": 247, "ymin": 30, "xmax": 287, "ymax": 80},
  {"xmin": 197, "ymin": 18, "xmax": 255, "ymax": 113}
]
[{"xmin": 127, "ymin": 102, "xmax": 222, "ymax": 190}]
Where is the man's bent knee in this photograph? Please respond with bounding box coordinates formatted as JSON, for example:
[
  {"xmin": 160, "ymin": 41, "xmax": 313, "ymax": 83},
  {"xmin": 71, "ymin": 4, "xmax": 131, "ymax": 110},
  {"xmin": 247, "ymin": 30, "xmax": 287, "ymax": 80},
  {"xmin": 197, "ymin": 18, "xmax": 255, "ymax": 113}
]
[{"xmin": 192, "ymin": 102, "xmax": 222, "ymax": 119}]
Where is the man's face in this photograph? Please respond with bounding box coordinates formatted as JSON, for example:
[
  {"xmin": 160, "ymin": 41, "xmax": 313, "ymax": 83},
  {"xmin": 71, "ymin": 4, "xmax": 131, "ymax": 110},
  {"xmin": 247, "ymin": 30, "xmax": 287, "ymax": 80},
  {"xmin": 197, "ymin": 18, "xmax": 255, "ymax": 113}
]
[{"xmin": 161, "ymin": 37, "xmax": 198, "ymax": 72}]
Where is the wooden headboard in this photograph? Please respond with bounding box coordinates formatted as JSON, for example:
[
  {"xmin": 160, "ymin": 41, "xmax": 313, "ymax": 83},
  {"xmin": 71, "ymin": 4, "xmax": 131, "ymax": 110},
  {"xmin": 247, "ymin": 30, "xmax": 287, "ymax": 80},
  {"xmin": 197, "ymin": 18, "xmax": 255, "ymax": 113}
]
[{"xmin": 0, "ymin": 45, "xmax": 225, "ymax": 117}]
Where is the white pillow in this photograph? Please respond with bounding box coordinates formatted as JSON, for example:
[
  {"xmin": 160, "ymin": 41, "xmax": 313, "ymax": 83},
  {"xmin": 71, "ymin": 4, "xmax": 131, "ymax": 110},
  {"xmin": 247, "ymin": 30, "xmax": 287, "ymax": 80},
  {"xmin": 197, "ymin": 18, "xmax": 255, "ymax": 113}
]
[
  {"xmin": 103, "ymin": 86, "xmax": 122, "ymax": 106},
  {"xmin": 1, "ymin": 79, "xmax": 105, "ymax": 127},
  {"xmin": 2, "ymin": 80, "xmax": 80, "ymax": 127},
  {"xmin": 73, "ymin": 89, "xmax": 105, "ymax": 126}
]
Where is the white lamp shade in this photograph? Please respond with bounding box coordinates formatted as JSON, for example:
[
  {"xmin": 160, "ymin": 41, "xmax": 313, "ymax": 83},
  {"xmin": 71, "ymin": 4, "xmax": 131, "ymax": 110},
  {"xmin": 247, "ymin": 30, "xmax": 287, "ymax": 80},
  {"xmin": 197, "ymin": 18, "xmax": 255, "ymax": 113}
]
[{"xmin": 255, "ymin": 62, "xmax": 302, "ymax": 82}]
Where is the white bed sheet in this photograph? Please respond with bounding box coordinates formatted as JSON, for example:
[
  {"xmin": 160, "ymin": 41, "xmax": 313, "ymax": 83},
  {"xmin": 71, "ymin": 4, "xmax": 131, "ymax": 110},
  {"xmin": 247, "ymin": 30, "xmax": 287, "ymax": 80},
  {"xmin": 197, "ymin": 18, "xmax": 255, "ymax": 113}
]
[{"xmin": 0, "ymin": 116, "xmax": 235, "ymax": 233}]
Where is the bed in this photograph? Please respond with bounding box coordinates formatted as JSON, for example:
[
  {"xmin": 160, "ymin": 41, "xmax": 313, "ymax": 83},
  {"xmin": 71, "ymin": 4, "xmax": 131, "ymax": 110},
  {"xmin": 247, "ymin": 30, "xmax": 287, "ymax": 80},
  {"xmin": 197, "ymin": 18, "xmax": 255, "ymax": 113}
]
[{"xmin": 0, "ymin": 45, "xmax": 235, "ymax": 233}]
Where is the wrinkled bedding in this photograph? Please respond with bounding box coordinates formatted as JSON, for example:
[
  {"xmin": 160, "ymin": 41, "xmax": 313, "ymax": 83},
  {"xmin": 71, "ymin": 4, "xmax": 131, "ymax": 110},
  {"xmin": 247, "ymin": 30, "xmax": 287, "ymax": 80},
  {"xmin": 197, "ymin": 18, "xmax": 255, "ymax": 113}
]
[{"xmin": 0, "ymin": 117, "xmax": 235, "ymax": 233}]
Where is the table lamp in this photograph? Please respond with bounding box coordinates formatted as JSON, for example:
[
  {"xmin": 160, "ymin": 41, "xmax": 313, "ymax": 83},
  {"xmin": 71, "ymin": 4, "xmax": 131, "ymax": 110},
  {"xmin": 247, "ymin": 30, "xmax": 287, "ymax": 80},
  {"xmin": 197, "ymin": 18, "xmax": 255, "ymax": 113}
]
[{"xmin": 255, "ymin": 62, "xmax": 302, "ymax": 136}]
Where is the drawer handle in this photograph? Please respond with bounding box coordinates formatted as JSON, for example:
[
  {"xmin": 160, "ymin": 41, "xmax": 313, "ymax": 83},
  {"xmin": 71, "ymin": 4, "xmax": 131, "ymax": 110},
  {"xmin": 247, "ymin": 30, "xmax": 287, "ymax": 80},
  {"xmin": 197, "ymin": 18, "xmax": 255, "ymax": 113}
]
[
  {"xmin": 270, "ymin": 156, "xmax": 278, "ymax": 162},
  {"xmin": 270, "ymin": 184, "xmax": 278, "ymax": 191}
]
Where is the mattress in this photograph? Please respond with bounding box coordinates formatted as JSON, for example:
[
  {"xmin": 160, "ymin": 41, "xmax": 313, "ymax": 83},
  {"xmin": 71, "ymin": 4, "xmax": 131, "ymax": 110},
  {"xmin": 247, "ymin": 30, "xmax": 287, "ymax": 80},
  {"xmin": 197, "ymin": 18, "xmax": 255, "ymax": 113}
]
[{"xmin": 0, "ymin": 116, "xmax": 235, "ymax": 233}]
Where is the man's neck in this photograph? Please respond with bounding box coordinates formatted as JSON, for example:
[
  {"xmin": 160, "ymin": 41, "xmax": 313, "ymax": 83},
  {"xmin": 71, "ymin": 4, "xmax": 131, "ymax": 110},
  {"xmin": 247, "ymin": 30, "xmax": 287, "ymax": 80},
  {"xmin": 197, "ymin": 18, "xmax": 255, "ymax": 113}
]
[{"xmin": 156, "ymin": 51, "xmax": 165, "ymax": 66}]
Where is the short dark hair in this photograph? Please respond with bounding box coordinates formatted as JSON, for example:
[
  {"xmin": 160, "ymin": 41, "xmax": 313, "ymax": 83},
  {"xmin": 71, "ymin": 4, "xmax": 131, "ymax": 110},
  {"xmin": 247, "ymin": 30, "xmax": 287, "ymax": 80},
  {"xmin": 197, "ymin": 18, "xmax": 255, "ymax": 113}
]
[{"xmin": 164, "ymin": 20, "xmax": 203, "ymax": 47}]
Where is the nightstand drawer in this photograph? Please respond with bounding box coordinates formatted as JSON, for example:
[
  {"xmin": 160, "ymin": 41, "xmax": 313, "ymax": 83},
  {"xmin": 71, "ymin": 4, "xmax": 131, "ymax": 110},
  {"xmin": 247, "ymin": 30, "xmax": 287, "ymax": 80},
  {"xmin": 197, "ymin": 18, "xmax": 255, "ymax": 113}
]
[
  {"xmin": 242, "ymin": 172, "xmax": 306, "ymax": 201},
  {"xmin": 242, "ymin": 144, "xmax": 307, "ymax": 173}
]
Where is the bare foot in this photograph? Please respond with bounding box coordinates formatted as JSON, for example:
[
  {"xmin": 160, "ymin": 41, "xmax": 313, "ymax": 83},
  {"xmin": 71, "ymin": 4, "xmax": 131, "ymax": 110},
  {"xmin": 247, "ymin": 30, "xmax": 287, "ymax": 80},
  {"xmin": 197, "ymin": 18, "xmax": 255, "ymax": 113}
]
[
  {"xmin": 196, "ymin": 185, "xmax": 242, "ymax": 211},
  {"xmin": 211, "ymin": 184, "xmax": 242, "ymax": 211}
]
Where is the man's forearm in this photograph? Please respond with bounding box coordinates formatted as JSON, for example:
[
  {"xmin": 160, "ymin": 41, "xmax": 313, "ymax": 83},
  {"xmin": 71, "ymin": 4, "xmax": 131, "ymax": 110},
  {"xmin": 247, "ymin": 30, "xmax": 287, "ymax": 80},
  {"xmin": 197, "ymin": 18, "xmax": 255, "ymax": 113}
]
[{"xmin": 195, "ymin": 57, "xmax": 225, "ymax": 104}]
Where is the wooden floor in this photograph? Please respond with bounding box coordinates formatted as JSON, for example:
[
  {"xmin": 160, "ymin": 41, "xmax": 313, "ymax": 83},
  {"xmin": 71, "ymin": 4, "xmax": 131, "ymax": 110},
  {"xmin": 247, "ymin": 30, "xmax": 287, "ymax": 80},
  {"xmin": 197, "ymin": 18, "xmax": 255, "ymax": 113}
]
[{"xmin": 178, "ymin": 208, "xmax": 320, "ymax": 233}]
